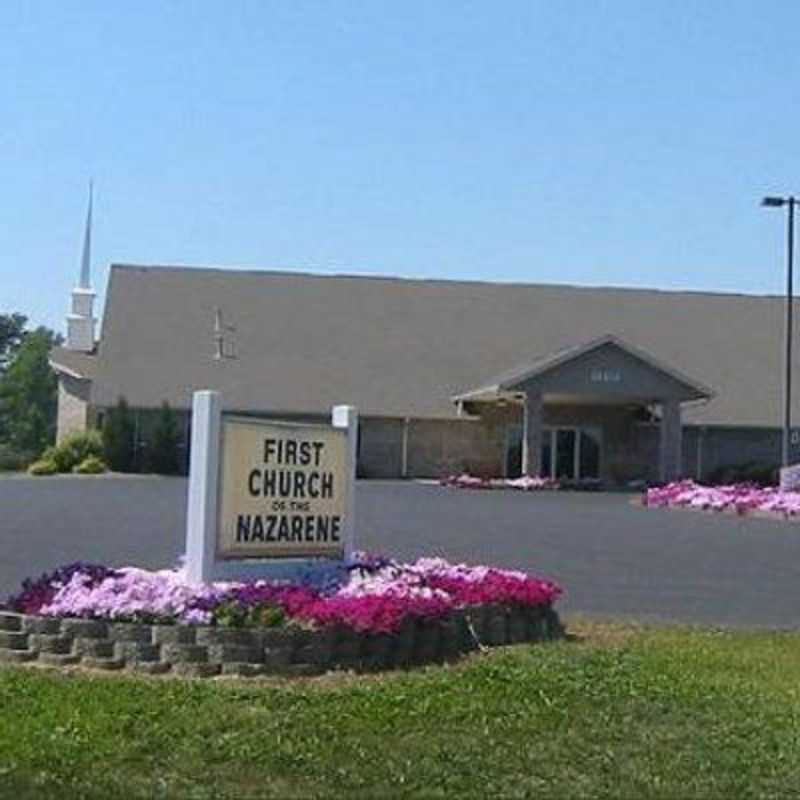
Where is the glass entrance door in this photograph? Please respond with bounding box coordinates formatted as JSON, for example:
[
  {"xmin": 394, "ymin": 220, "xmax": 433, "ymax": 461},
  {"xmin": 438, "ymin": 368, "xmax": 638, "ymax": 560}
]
[
  {"xmin": 542, "ymin": 427, "xmax": 602, "ymax": 481},
  {"xmin": 505, "ymin": 424, "xmax": 602, "ymax": 480}
]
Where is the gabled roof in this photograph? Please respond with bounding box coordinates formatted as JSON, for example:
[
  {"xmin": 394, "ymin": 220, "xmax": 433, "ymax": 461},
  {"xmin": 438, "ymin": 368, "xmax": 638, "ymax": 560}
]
[
  {"xmin": 89, "ymin": 264, "xmax": 793, "ymax": 426},
  {"xmin": 452, "ymin": 335, "xmax": 714, "ymax": 403},
  {"xmin": 49, "ymin": 347, "xmax": 97, "ymax": 381}
]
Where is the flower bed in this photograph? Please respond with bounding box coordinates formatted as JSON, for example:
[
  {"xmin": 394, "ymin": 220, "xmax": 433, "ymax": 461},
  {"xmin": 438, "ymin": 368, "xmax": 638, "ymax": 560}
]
[
  {"xmin": 441, "ymin": 474, "xmax": 560, "ymax": 491},
  {"xmin": 440, "ymin": 474, "xmax": 608, "ymax": 492},
  {"xmin": 643, "ymin": 480, "xmax": 800, "ymax": 518},
  {"xmin": 0, "ymin": 555, "xmax": 563, "ymax": 677}
]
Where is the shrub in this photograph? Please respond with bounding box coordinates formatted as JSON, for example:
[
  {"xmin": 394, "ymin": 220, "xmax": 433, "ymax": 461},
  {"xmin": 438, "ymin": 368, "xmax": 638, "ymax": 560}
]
[
  {"xmin": 213, "ymin": 600, "xmax": 286, "ymax": 629},
  {"xmin": 463, "ymin": 460, "xmax": 498, "ymax": 480},
  {"xmin": 73, "ymin": 455, "xmax": 107, "ymax": 474},
  {"xmin": 27, "ymin": 458, "xmax": 58, "ymax": 476},
  {"xmin": 103, "ymin": 397, "xmax": 135, "ymax": 472},
  {"xmin": 147, "ymin": 402, "xmax": 182, "ymax": 475},
  {"xmin": 49, "ymin": 430, "xmax": 104, "ymax": 473},
  {"xmin": 707, "ymin": 461, "xmax": 778, "ymax": 487},
  {"xmin": 0, "ymin": 445, "xmax": 34, "ymax": 472},
  {"xmin": 607, "ymin": 461, "xmax": 650, "ymax": 484}
]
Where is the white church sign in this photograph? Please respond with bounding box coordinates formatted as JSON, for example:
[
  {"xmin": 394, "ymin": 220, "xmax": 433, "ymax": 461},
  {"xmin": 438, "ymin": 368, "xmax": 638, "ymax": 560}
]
[
  {"xmin": 217, "ymin": 417, "xmax": 348, "ymax": 559},
  {"xmin": 185, "ymin": 391, "xmax": 357, "ymax": 582}
]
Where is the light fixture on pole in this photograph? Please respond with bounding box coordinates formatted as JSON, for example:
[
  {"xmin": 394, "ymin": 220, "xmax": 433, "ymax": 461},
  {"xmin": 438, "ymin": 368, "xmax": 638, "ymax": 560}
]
[{"xmin": 761, "ymin": 195, "xmax": 797, "ymax": 467}]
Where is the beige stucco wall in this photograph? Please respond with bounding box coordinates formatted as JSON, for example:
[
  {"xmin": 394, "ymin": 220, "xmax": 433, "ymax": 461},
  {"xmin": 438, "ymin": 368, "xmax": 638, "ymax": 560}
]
[
  {"xmin": 56, "ymin": 375, "xmax": 93, "ymax": 442},
  {"xmin": 356, "ymin": 413, "xmax": 508, "ymax": 479},
  {"xmin": 406, "ymin": 410, "xmax": 509, "ymax": 478}
]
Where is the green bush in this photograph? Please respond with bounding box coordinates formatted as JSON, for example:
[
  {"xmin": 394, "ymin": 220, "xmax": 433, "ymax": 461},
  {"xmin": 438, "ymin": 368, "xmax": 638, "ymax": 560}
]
[
  {"xmin": 707, "ymin": 461, "xmax": 779, "ymax": 487},
  {"xmin": 0, "ymin": 445, "xmax": 34, "ymax": 472},
  {"xmin": 147, "ymin": 402, "xmax": 182, "ymax": 475},
  {"xmin": 73, "ymin": 455, "xmax": 107, "ymax": 475},
  {"xmin": 27, "ymin": 457, "xmax": 59, "ymax": 476},
  {"xmin": 213, "ymin": 601, "xmax": 286, "ymax": 629},
  {"xmin": 50, "ymin": 430, "xmax": 104, "ymax": 473},
  {"xmin": 103, "ymin": 397, "xmax": 135, "ymax": 472}
]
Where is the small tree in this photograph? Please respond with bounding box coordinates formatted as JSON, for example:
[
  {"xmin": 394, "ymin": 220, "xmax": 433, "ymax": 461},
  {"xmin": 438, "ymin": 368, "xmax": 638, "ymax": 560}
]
[
  {"xmin": 103, "ymin": 397, "xmax": 135, "ymax": 472},
  {"xmin": 0, "ymin": 327, "xmax": 60, "ymax": 454},
  {"xmin": 147, "ymin": 402, "xmax": 181, "ymax": 474}
]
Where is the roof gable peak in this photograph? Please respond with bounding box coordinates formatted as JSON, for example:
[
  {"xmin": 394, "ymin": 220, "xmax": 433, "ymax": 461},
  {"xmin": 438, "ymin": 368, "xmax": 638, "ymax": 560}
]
[{"xmin": 453, "ymin": 334, "xmax": 714, "ymax": 404}]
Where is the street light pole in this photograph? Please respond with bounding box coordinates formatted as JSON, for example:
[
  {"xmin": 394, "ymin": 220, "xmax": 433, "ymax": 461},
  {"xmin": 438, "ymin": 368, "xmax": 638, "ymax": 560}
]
[
  {"xmin": 763, "ymin": 195, "xmax": 797, "ymax": 467},
  {"xmin": 785, "ymin": 197, "xmax": 795, "ymax": 468}
]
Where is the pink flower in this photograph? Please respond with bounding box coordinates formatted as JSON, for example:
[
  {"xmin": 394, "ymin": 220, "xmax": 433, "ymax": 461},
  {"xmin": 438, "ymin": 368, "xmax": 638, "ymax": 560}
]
[
  {"xmin": 21, "ymin": 554, "xmax": 563, "ymax": 635},
  {"xmin": 644, "ymin": 480, "xmax": 800, "ymax": 518}
]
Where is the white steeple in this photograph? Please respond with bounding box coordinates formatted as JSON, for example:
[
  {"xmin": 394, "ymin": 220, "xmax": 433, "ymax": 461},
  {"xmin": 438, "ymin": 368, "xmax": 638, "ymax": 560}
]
[{"xmin": 66, "ymin": 182, "xmax": 97, "ymax": 352}]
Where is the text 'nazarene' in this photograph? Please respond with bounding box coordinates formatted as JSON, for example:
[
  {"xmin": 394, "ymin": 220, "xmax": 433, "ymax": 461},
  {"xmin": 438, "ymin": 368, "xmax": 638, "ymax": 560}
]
[{"xmin": 235, "ymin": 514, "xmax": 341, "ymax": 543}]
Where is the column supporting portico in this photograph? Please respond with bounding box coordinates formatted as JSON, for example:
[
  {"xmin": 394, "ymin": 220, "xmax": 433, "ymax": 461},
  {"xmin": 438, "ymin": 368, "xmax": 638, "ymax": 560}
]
[
  {"xmin": 521, "ymin": 391, "xmax": 543, "ymax": 477},
  {"xmin": 659, "ymin": 399, "xmax": 683, "ymax": 482}
]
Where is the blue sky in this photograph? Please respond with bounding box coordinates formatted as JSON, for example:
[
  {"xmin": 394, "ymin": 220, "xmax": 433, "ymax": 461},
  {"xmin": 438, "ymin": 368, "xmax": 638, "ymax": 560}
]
[{"xmin": 2, "ymin": 1, "xmax": 800, "ymax": 333}]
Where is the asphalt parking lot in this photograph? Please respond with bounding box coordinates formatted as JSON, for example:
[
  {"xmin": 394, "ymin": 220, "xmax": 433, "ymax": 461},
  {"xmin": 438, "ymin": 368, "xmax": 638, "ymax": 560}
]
[{"xmin": 1, "ymin": 476, "xmax": 799, "ymax": 628}]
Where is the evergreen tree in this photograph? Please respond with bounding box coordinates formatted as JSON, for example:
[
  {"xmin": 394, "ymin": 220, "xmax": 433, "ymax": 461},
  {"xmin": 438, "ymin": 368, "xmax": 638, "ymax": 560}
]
[
  {"xmin": 103, "ymin": 396, "xmax": 135, "ymax": 472},
  {"xmin": 147, "ymin": 402, "xmax": 181, "ymax": 474}
]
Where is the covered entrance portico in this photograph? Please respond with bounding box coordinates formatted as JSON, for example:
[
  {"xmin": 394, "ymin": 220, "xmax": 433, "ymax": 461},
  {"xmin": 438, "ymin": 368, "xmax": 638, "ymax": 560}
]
[{"xmin": 454, "ymin": 336, "xmax": 713, "ymax": 484}]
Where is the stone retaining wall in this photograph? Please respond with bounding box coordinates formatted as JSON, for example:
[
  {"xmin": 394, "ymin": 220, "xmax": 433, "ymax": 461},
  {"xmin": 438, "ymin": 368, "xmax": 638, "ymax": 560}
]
[{"xmin": 0, "ymin": 604, "xmax": 562, "ymax": 678}]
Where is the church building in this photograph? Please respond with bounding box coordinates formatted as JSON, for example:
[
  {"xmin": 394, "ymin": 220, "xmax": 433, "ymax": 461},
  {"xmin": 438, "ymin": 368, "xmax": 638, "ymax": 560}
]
[{"xmin": 49, "ymin": 196, "xmax": 795, "ymax": 484}]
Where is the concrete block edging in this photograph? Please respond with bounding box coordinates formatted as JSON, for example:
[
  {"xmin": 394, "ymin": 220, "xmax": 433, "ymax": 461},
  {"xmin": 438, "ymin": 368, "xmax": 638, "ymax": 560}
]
[{"xmin": 0, "ymin": 604, "xmax": 562, "ymax": 679}]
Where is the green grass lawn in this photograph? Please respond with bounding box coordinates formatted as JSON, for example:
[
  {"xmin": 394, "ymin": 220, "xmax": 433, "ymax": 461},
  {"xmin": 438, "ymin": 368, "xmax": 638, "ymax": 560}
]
[{"xmin": 2, "ymin": 619, "xmax": 800, "ymax": 799}]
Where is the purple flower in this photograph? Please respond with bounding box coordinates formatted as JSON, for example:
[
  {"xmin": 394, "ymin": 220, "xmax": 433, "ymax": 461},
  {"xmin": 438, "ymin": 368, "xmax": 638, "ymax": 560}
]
[
  {"xmin": 5, "ymin": 562, "xmax": 120, "ymax": 615},
  {"xmin": 9, "ymin": 554, "xmax": 563, "ymax": 634}
]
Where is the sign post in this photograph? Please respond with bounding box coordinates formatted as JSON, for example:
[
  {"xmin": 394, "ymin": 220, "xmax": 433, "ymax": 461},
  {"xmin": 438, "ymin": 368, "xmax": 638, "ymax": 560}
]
[
  {"xmin": 185, "ymin": 390, "xmax": 358, "ymax": 583},
  {"xmin": 185, "ymin": 391, "xmax": 222, "ymax": 583},
  {"xmin": 332, "ymin": 404, "xmax": 358, "ymax": 558}
]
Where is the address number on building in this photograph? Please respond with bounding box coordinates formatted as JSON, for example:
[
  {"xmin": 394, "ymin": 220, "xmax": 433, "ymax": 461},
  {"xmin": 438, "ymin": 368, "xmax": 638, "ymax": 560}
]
[{"xmin": 590, "ymin": 368, "xmax": 621, "ymax": 384}]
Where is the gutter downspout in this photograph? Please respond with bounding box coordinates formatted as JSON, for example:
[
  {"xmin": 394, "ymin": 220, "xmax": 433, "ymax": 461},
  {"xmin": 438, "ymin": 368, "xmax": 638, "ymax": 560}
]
[
  {"xmin": 401, "ymin": 417, "xmax": 410, "ymax": 479},
  {"xmin": 521, "ymin": 394, "xmax": 529, "ymax": 475},
  {"xmin": 696, "ymin": 426, "xmax": 705, "ymax": 481}
]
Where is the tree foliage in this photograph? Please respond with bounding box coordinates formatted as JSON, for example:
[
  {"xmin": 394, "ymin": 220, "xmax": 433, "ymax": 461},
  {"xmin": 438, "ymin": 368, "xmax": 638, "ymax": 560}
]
[
  {"xmin": 0, "ymin": 313, "xmax": 27, "ymax": 374},
  {"xmin": 103, "ymin": 396, "xmax": 135, "ymax": 472},
  {"xmin": 0, "ymin": 326, "xmax": 61, "ymax": 453},
  {"xmin": 147, "ymin": 402, "xmax": 182, "ymax": 475}
]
